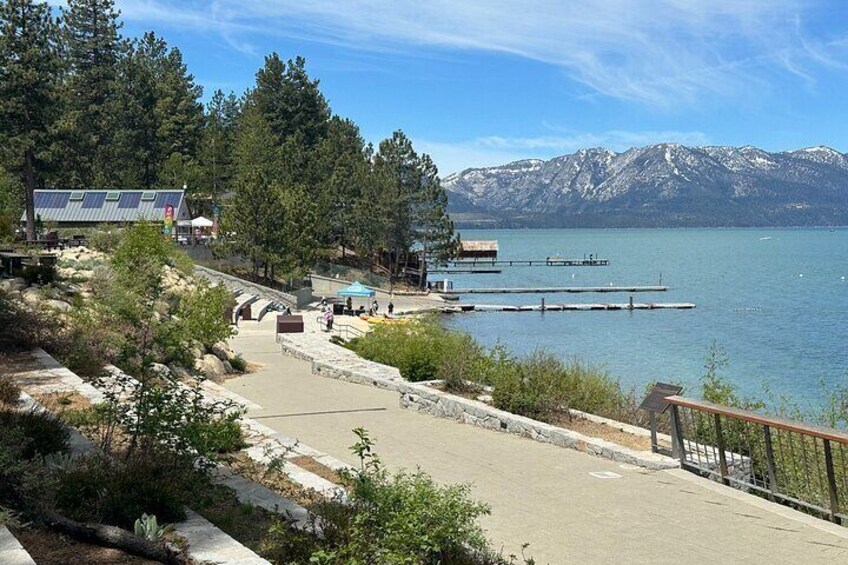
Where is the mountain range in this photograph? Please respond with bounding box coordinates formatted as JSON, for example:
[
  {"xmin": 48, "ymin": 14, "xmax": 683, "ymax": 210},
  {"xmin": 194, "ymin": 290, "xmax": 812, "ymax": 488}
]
[{"xmin": 443, "ymin": 144, "xmax": 848, "ymax": 227}]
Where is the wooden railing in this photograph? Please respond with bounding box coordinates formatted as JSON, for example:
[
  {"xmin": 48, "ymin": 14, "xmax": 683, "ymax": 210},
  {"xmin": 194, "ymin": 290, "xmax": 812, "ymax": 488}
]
[{"xmin": 665, "ymin": 395, "xmax": 848, "ymax": 523}]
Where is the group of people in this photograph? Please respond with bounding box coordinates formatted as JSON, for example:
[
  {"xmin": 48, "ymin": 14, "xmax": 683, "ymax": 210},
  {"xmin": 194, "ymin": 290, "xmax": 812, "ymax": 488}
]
[{"xmin": 320, "ymin": 295, "xmax": 396, "ymax": 332}]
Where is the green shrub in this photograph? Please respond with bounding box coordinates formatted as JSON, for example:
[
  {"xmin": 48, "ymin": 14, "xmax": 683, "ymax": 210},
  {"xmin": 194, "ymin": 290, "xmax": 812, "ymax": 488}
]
[
  {"xmin": 0, "ymin": 409, "xmax": 69, "ymax": 460},
  {"xmin": 0, "ymin": 372, "xmax": 20, "ymax": 406},
  {"xmin": 87, "ymin": 225, "xmax": 123, "ymax": 253},
  {"xmin": 229, "ymin": 354, "xmax": 247, "ymax": 372},
  {"xmin": 260, "ymin": 429, "xmax": 493, "ymax": 565},
  {"xmin": 20, "ymin": 263, "xmax": 56, "ymax": 285},
  {"xmin": 55, "ymin": 451, "xmax": 204, "ymax": 529},
  {"xmin": 348, "ymin": 318, "xmax": 490, "ymax": 384},
  {"xmin": 0, "ymin": 408, "xmax": 67, "ymax": 513},
  {"xmin": 184, "ymin": 411, "xmax": 246, "ymax": 454}
]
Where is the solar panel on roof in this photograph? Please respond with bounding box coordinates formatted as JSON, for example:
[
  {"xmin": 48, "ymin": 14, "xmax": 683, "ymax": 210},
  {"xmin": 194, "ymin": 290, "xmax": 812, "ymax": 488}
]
[
  {"xmin": 82, "ymin": 192, "xmax": 107, "ymax": 208},
  {"xmin": 34, "ymin": 192, "xmax": 70, "ymax": 209},
  {"xmin": 69, "ymin": 191, "xmax": 84, "ymax": 201},
  {"xmin": 106, "ymin": 191, "xmax": 120, "ymax": 201},
  {"xmin": 154, "ymin": 192, "xmax": 182, "ymax": 208},
  {"xmin": 118, "ymin": 192, "xmax": 142, "ymax": 209},
  {"xmin": 141, "ymin": 191, "xmax": 155, "ymax": 201}
]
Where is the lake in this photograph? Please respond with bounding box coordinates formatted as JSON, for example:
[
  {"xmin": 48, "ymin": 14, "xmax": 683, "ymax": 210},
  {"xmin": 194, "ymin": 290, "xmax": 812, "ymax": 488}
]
[{"xmin": 444, "ymin": 228, "xmax": 848, "ymax": 406}]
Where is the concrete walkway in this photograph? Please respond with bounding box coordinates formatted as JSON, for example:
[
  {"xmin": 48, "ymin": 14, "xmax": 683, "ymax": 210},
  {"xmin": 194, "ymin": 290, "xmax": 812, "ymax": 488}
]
[{"xmin": 225, "ymin": 318, "xmax": 848, "ymax": 564}]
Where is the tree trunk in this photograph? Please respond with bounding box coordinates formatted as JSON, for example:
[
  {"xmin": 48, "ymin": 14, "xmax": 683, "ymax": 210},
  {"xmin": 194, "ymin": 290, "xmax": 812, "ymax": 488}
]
[
  {"xmin": 41, "ymin": 510, "xmax": 189, "ymax": 565},
  {"xmin": 24, "ymin": 149, "xmax": 37, "ymax": 242}
]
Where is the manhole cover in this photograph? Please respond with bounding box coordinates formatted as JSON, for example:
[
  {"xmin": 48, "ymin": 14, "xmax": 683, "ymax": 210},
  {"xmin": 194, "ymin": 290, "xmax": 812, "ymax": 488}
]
[{"xmin": 589, "ymin": 471, "xmax": 622, "ymax": 479}]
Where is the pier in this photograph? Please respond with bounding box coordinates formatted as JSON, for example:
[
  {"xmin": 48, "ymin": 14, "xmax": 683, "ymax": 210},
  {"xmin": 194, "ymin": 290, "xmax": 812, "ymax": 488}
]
[
  {"xmin": 442, "ymin": 302, "xmax": 695, "ymax": 313},
  {"xmin": 446, "ymin": 258, "xmax": 609, "ymax": 267},
  {"xmin": 439, "ymin": 285, "xmax": 668, "ymax": 295}
]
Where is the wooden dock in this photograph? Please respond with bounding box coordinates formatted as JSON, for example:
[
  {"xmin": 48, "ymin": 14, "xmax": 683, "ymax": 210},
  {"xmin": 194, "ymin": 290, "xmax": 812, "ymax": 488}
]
[
  {"xmin": 439, "ymin": 285, "xmax": 668, "ymax": 295},
  {"xmin": 446, "ymin": 258, "xmax": 609, "ymax": 267},
  {"xmin": 429, "ymin": 269, "xmax": 503, "ymax": 274},
  {"xmin": 442, "ymin": 302, "xmax": 695, "ymax": 313}
]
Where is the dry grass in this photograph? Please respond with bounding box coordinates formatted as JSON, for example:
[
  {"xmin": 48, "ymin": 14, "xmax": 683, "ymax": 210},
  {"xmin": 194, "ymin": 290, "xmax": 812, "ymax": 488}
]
[
  {"xmin": 33, "ymin": 391, "xmax": 92, "ymax": 413},
  {"xmin": 12, "ymin": 527, "xmax": 164, "ymax": 565},
  {"xmin": 289, "ymin": 455, "xmax": 342, "ymax": 485},
  {"xmin": 228, "ymin": 453, "xmax": 324, "ymax": 507}
]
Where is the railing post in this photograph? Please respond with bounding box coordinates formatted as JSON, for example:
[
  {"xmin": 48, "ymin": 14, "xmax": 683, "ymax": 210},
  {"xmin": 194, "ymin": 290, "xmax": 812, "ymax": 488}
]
[
  {"xmin": 823, "ymin": 439, "xmax": 841, "ymax": 524},
  {"xmin": 762, "ymin": 425, "xmax": 778, "ymax": 501},
  {"xmin": 669, "ymin": 404, "xmax": 686, "ymax": 464},
  {"xmin": 649, "ymin": 411, "xmax": 658, "ymax": 454},
  {"xmin": 713, "ymin": 413, "xmax": 730, "ymax": 486}
]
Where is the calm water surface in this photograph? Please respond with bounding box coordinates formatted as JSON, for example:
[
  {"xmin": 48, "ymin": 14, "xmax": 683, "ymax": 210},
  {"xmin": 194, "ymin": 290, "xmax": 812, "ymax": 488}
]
[{"xmin": 445, "ymin": 228, "xmax": 848, "ymax": 406}]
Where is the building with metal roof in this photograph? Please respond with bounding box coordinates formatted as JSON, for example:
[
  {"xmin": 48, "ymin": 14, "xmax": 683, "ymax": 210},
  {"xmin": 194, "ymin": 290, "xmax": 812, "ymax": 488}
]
[
  {"xmin": 459, "ymin": 240, "xmax": 498, "ymax": 259},
  {"xmin": 21, "ymin": 190, "xmax": 190, "ymax": 227}
]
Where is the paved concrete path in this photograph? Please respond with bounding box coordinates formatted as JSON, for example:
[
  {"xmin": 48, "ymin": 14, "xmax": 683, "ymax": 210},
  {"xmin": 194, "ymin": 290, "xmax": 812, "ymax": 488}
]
[{"xmin": 225, "ymin": 318, "xmax": 848, "ymax": 565}]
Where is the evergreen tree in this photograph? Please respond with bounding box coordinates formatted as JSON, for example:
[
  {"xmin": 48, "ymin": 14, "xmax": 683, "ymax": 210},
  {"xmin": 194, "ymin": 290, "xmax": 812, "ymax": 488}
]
[
  {"xmin": 0, "ymin": 0, "xmax": 61, "ymax": 240},
  {"xmin": 105, "ymin": 39, "xmax": 158, "ymax": 188},
  {"xmin": 197, "ymin": 90, "xmax": 240, "ymax": 213},
  {"xmin": 153, "ymin": 39, "xmax": 203, "ymax": 177},
  {"xmin": 60, "ymin": 0, "xmax": 121, "ymax": 187},
  {"xmin": 218, "ymin": 103, "xmax": 282, "ymax": 279},
  {"xmin": 314, "ymin": 116, "xmax": 368, "ymax": 252}
]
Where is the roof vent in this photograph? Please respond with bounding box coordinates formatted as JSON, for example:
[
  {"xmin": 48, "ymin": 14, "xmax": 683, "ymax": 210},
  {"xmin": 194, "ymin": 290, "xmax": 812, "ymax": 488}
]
[{"xmin": 141, "ymin": 191, "xmax": 156, "ymax": 201}]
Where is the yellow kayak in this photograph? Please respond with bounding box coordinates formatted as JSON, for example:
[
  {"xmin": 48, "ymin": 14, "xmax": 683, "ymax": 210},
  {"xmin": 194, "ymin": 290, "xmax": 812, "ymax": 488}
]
[{"xmin": 359, "ymin": 315, "xmax": 407, "ymax": 325}]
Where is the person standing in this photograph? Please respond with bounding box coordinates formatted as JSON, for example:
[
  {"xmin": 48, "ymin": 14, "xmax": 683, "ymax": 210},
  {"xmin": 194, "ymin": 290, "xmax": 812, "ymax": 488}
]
[
  {"xmin": 388, "ymin": 301, "xmax": 394, "ymax": 315},
  {"xmin": 372, "ymin": 299, "xmax": 379, "ymax": 314},
  {"xmin": 346, "ymin": 296, "xmax": 352, "ymax": 313}
]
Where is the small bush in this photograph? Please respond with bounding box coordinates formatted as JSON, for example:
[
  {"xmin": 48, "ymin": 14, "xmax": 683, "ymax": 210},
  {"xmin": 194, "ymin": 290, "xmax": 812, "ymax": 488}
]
[
  {"xmin": 88, "ymin": 225, "xmax": 123, "ymax": 253},
  {"xmin": 0, "ymin": 372, "xmax": 20, "ymax": 406},
  {"xmin": 20, "ymin": 263, "xmax": 56, "ymax": 286},
  {"xmin": 229, "ymin": 354, "xmax": 247, "ymax": 372},
  {"xmin": 184, "ymin": 412, "xmax": 246, "ymax": 454},
  {"xmin": 55, "ymin": 451, "xmax": 204, "ymax": 529},
  {"xmin": 0, "ymin": 409, "xmax": 70, "ymax": 460}
]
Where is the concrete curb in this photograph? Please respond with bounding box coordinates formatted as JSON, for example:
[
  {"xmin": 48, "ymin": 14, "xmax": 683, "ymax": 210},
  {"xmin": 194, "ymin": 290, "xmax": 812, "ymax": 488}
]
[{"xmin": 0, "ymin": 526, "xmax": 36, "ymax": 565}]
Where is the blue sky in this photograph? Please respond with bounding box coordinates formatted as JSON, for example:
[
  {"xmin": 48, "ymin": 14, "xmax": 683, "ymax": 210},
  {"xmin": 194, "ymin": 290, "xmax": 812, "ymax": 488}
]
[{"xmin": 112, "ymin": 0, "xmax": 848, "ymax": 175}]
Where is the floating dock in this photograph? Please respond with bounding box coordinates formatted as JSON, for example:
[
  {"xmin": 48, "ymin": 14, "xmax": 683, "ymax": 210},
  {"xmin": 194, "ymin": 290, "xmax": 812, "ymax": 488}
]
[
  {"xmin": 446, "ymin": 258, "xmax": 609, "ymax": 267},
  {"xmin": 442, "ymin": 302, "xmax": 695, "ymax": 313},
  {"xmin": 439, "ymin": 285, "xmax": 668, "ymax": 295}
]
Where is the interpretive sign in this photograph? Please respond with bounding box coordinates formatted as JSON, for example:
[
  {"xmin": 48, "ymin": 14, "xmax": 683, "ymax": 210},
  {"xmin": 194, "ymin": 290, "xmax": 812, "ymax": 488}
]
[{"xmin": 639, "ymin": 382, "xmax": 684, "ymax": 414}]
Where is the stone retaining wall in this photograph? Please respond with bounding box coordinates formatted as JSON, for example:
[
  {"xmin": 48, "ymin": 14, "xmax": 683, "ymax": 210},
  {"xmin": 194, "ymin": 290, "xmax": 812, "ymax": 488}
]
[{"xmin": 277, "ymin": 334, "xmax": 680, "ymax": 470}]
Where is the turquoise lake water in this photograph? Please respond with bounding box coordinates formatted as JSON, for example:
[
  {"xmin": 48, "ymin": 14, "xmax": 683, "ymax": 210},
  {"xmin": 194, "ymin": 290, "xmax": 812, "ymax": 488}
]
[{"xmin": 445, "ymin": 228, "xmax": 848, "ymax": 406}]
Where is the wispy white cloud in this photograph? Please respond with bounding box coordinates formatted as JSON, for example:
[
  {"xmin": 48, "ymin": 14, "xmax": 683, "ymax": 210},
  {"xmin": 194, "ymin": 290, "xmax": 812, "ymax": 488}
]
[
  {"xmin": 415, "ymin": 129, "xmax": 711, "ymax": 175},
  {"xmin": 113, "ymin": 0, "xmax": 843, "ymax": 106}
]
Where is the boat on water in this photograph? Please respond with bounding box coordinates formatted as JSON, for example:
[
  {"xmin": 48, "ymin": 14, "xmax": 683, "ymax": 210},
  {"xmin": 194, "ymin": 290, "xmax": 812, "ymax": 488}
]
[{"xmin": 759, "ymin": 236, "xmax": 772, "ymax": 241}]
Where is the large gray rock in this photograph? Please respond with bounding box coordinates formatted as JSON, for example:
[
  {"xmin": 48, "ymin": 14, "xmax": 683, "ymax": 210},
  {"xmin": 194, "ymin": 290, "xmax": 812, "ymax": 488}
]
[
  {"xmin": 211, "ymin": 341, "xmax": 237, "ymax": 361},
  {"xmin": 195, "ymin": 354, "xmax": 227, "ymax": 378},
  {"xmin": 1, "ymin": 278, "xmax": 27, "ymax": 292},
  {"xmin": 150, "ymin": 363, "xmax": 172, "ymax": 378},
  {"xmin": 46, "ymin": 299, "xmax": 72, "ymax": 312}
]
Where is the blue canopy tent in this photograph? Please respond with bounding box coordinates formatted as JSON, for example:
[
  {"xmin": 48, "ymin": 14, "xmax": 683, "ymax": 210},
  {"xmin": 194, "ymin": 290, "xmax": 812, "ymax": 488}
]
[{"xmin": 336, "ymin": 281, "xmax": 376, "ymax": 298}]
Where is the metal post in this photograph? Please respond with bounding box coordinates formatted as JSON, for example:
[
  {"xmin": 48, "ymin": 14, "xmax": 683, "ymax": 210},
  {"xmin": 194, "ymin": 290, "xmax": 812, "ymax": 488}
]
[
  {"xmin": 541, "ymin": 297, "xmax": 545, "ymax": 311},
  {"xmin": 669, "ymin": 405, "xmax": 686, "ymax": 464},
  {"xmin": 649, "ymin": 412, "xmax": 658, "ymax": 453},
  {"xmin": 763, "ymin": 425, "xmax": 778, "ymax": 501},
  {"xmin": 823, "ymin": 439, "xmax": 841, "ymax": 524},
  {"xmin": 714, "ymin": 413, "xmax": 730, "ymax": 486}
]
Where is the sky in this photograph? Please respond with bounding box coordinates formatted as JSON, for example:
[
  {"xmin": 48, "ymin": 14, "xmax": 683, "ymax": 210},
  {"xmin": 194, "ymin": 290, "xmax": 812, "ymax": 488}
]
[{"xmin": 110, "ymin": 0, "xmax": 848, "ymax": 175}]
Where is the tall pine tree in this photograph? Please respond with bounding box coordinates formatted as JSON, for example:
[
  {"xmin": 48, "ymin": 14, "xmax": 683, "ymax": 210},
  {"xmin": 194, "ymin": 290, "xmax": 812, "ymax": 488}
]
[
  {"xmin": 0, "ymin": 0, "xmax": 60, "ymax": 240},
  {"xmin": 60, "ymin": 0, "xmax": 121, "ymax": 187}
]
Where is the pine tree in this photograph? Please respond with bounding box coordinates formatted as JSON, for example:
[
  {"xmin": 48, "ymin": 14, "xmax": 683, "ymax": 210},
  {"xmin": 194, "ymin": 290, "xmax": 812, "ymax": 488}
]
[
  {"xmin": 197, "ymin": 90, "xmax": 240, "ymax": 213},
  {"xmin": 413, "ymin": 153, "xmax": 459, "ymax": 286},
  {"xmin": 0, "ymin": 0, "xmax": 61, "ymax": 240},
  {"xmin": 105, "ymin": 39, "xmax": 158, "ymax": 188},
  {"xmin": 60, "ymin": 0, "xmax": 121, "ymax": 187},
  {"xmin": 153, "ymin": 40, "xmax": 203, "ymax": 177},
  {"xmin": 218, "ymin": 103, "xmax": 281, "ymax": 279},
  {"xmin": 314, "ymin": 116, "xmax": 368, "ymax": 252}
]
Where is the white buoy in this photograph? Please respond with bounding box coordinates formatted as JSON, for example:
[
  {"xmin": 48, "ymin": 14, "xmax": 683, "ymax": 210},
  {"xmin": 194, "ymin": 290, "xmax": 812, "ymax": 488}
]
[
  {"xmin": 571, "ymin": 273, "xmax": 576, "ymax": 280},
  {"xmin": 799, "ymin": 273, "xmax": 804, "ymax": 278}
]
